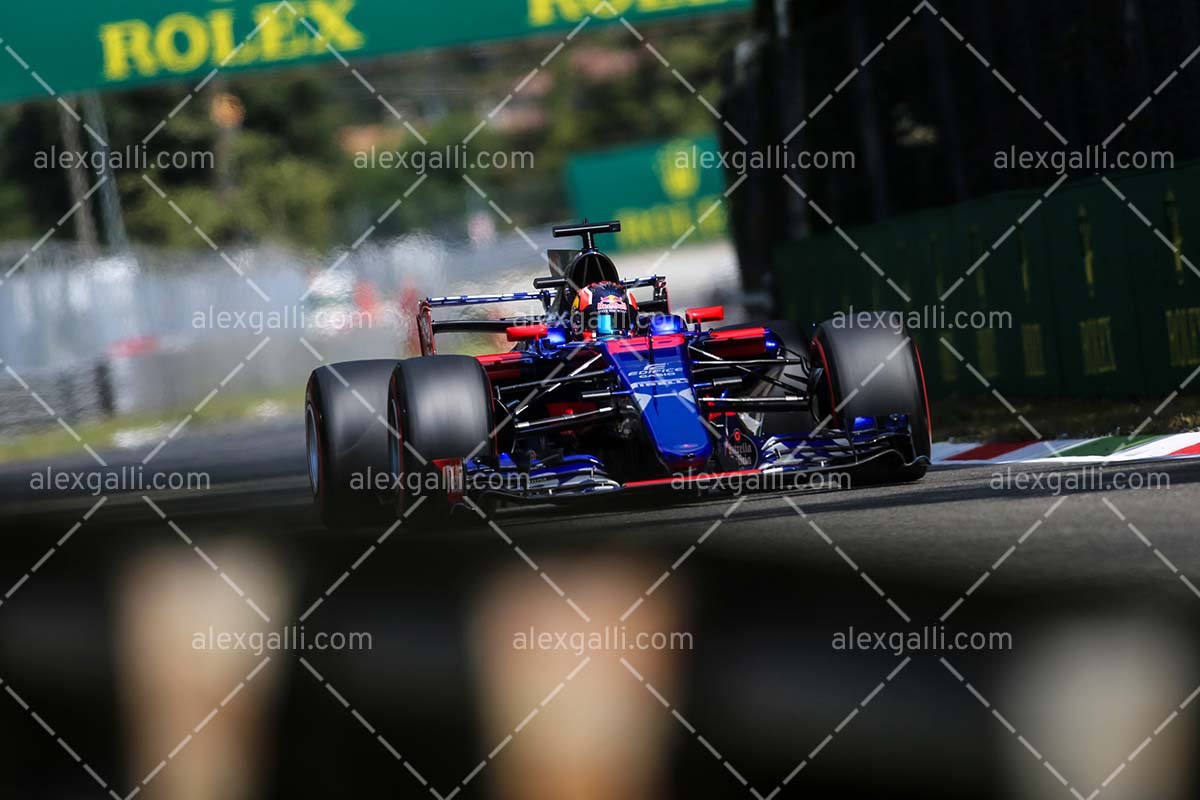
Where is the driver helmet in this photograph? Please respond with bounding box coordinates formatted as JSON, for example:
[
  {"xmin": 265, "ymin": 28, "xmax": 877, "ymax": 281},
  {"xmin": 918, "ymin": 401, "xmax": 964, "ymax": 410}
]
[{"xmin": 571, "ymin": 281, "xmax": 637, "ymax": 339}]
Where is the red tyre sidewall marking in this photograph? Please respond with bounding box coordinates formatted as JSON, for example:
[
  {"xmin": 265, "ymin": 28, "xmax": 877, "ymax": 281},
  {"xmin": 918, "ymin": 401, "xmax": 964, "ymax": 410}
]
[
  {"xmin": 811, "ymin": 336, "xmax": 839, "ymax": 428},
  {"xmin": 482, "ymin": 369, "xmax": 498, "ymax": 456},
  {"xmin": 910, "ymin": 338, "xmax": 933, "ymax": 449}
]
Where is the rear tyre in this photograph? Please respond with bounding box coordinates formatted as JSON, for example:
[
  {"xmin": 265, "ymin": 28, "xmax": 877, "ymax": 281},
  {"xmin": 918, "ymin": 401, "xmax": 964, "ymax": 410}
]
[
  {"xmin": 810, "ymin": 318, "xmax": 931, "ymax": 482},
  {"xmin": 306, "ymin": 359, "xmax": 398, "ymax": 529},
  {"xmin": 387, "ymin": 355, "xmax": 494, "ymax": 519}
]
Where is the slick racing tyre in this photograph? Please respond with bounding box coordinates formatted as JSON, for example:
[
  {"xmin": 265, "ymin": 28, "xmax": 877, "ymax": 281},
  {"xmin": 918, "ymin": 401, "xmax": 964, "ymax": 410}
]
[
  {"xmin": 810, "ymin": 317, "xmax": 932, "ymax": 482},
  {"xmin": 306, "ymin": 359, "xmax": 399, "ymax": 529},
  {"xmin": 387, "ymin": 355, "xmax": 494, "ymax": 518}
]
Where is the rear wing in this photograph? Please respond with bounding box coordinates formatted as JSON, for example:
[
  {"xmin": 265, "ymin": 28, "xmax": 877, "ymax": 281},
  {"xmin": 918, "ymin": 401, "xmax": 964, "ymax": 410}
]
[{"xmin": 416, "ymin": 275, "xmax": 669, "ymax": 355}]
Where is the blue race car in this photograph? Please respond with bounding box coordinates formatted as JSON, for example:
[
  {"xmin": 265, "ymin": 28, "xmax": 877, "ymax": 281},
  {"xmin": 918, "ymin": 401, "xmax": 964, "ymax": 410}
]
[{"xmin": 304, "ymin": 220, "xmax": 931, "ymax": 527}]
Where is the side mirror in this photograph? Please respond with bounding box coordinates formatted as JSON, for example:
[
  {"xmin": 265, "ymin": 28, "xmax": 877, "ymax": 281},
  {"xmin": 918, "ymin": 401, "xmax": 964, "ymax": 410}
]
[
  {"xmin": 506, "ymin": 323, "xmax": 548, "ymax": 342},
  {"xmin": 685, "ymin": 306, "xmax": 725, "ymax": 324}
]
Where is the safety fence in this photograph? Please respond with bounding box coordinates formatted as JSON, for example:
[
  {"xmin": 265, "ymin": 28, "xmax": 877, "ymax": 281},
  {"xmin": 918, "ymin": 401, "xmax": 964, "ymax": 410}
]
[
  {"xmin": 0, "ymin": 233, "xmax": 741, "ymax": 438},
  {"xmin": 774, "ymin": 161, "xmax": 1200, "ymax": 399}
]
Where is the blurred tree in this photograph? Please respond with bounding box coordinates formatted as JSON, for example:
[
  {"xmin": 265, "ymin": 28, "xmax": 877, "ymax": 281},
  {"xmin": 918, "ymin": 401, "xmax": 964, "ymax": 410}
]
[{"xmin": 0, "ymin": 15, "xmax": 745, "ymax": 254}]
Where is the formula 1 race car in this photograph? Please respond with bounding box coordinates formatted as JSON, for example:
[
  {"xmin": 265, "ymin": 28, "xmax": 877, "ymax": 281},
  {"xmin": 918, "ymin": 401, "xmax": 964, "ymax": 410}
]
[{"xmin": 305, "ymin": 220, "xmax": 931, "ymax": 527}]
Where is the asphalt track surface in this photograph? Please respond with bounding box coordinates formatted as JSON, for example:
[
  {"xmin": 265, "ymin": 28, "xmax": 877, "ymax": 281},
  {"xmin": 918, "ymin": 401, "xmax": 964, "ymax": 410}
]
[
  {"xmin": 3, "ymin": 421, "xmax": 1200, "ymax": 799},
  {"xmin": 4, "ymin": 419, "xmax": 1199, "ymax": 591}
]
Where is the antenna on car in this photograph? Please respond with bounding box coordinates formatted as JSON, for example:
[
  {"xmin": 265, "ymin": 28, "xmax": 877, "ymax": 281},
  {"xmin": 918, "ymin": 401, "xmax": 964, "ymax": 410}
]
[{"xmin": 551, "ymin": 219, "xmax": 621, "ymax": 251}]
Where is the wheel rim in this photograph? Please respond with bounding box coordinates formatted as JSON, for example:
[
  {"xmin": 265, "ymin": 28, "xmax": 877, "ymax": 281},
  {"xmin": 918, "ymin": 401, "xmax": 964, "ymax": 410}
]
[{"xmin": 305, "ymin": 403, "xmax": 321, "ymax": 495}]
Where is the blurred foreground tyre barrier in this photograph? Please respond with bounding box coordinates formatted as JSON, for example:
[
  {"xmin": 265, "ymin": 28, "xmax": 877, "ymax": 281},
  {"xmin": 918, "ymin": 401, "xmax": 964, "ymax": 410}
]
[{"xmin": 774, "ymin": 160, "xmax": 1200, "ymax": 399}]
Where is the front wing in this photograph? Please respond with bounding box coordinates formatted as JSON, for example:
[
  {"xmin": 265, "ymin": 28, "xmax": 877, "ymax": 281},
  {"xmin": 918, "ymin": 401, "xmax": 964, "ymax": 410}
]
[{"xmin": 443, "ymin": 425, "xmax": 928, "ymax": 505}]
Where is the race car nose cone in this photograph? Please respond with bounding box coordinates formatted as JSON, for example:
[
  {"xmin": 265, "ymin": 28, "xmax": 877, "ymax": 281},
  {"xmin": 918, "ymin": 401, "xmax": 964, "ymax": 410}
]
[{"xmin": 661, "ymin": 442, "xmax": 711, "ymax": 472}]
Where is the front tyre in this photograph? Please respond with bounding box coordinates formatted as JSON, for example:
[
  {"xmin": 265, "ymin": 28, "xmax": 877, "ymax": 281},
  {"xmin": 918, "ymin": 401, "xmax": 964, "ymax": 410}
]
[{"xmin": 810, "ymin": 318, "xmax": 931, "ymax": 482}]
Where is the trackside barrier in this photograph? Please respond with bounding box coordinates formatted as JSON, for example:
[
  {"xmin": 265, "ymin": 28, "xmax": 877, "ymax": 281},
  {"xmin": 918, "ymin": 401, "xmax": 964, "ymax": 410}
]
[
  {"xmin": 773, "ymin": 161, "xmax": 1200, "ymax": 399},
  {"xmin": 0, "ymin": 363, "xmax": 113, "ymax": 436}
]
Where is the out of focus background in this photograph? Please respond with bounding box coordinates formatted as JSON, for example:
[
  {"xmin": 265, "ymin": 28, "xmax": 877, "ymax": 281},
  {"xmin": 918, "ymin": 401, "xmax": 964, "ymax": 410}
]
[
  {"xmin": 0, "ymin": 0, "xmax": 748, "ymax": 448},
  {"xmin": 3, "ymin": 1, "xmax": 1200, "ymax": 799}
]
